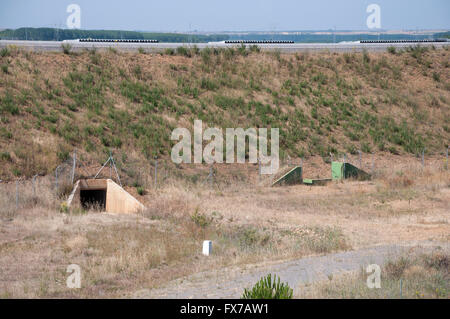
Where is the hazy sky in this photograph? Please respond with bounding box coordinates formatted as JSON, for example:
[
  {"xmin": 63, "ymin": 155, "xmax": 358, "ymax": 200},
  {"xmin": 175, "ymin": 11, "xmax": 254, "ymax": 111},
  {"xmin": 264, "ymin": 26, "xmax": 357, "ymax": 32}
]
[{"xmin": 1, "ymin": 0, "xmax": 449, "ymax": 31}]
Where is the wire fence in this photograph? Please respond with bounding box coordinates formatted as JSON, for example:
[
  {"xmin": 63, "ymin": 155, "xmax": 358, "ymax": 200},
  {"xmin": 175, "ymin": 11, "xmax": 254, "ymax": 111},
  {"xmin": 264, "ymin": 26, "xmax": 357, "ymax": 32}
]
[{"xmin": 0, "ymin": 147, "xmax": 449, "ymax": 216}]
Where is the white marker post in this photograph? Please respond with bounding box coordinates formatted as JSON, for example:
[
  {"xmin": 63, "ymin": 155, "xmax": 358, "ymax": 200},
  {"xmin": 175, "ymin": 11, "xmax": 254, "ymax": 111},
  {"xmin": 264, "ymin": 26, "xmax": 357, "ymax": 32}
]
[{"xmin": 202, "ymin": 241, "xmax": 212, "ymax": 256}]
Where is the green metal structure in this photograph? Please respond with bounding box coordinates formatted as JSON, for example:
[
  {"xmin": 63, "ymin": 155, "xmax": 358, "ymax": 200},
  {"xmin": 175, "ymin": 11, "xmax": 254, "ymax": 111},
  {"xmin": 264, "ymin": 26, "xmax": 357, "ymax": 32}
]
[
  {"xmin": 302, "ymin": 178, "xmax": 332, "ymax": 186},
  {"xmin": 331, "ymin": 162, "xmax": 370, "ymax": 180},
  {"xmin": 272, "ymin": 166, "xmax": 303, "ymax": 186}
]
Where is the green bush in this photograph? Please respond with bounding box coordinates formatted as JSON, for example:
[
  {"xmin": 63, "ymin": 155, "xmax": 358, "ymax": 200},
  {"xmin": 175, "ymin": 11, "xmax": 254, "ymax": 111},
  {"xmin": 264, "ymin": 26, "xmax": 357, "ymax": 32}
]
[
  {"xmin": 136, "ymin": 186, "xmax": 145, "ymax": 196},
  {"xmin": 242, "ymin": 274, "xmax": 293, "ymax": 299},
  {"xmin": 0, "ymin": 47, "xmax": 10, "ymax": 57},
  {"xmin": 387, "ymin": 46, "xmax": 396, "ymax": 55},
  {"xmin": 61, "ymin": 43, "xmax": 72, "ymax": 55},
  {"xmin": 191, "ymin": 209, "xmax": 212, "ymax": 228}
]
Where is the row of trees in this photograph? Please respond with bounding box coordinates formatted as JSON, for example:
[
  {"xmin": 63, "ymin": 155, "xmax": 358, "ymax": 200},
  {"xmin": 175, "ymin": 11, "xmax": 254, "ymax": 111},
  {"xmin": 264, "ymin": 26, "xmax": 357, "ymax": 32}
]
[{"xmin": 0, "ymin": 28, "xmax": 230, "ymax": 43}]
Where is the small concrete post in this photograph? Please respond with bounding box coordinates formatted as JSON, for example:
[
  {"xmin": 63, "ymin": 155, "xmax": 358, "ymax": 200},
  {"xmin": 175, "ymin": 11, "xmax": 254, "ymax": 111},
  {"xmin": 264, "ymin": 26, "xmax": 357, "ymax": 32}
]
[
  {"xmin": 330, "ymin": 153, "xmax": 333, "ymax": 163},
  {"xmin": 202, "ymin": 240, "xmax": 212, "ymax": 256}
]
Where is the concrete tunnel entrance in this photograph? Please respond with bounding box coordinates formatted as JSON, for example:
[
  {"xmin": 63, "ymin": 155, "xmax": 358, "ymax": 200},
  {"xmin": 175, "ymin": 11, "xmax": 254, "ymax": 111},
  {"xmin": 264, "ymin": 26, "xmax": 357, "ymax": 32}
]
[
  {"xmin": 67, "ymin": 179, "xmax": 145, "ymax": 214},
  {"xmin": 80, "ymin": 189, "xmax": 106, "ymax": 210}
]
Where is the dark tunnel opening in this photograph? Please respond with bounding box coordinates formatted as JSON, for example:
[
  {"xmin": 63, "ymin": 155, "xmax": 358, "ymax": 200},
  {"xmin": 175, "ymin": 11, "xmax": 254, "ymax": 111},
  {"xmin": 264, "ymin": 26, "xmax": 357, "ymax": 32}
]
[{"xmin": 80, "ymin": 189, "xmax": 106, "ymax": 210}]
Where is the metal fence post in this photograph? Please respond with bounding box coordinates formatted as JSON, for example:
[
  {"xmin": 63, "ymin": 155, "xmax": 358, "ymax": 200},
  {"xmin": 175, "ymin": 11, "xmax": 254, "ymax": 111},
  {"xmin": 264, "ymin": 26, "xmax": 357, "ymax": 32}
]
[
  {"xmin": 71, "ymin": 150, "xmax": 76, "ymax": 184},
  {"xmin": 15, "ymin": 180, "xmax": 18, "ymax": 209},
  {"xmin": 55, "ymin": 167, "xmax": 59, "ymax": 195},
  {"xmin": 371, "ymin": 153, "xmax": 375, "ymax": 176},
  {"xmin": 446, "ymin": 147, "xmax": 449, "ymax": 170},
  {"xmin": 154, "ymin": 159, "xmax": 158, "ymax": 188},
  {"xmin": 32, "ymin": 174, "xmax": 37, "ymax": 197},
  {"xmin": 209, "ymin": 165, "xmax": 213, "ymax": 187},
  {"xmin": 358, "ymin": 150, "xmax": 362, "ymax": 169},
  {"xmin": 258, "ymin": 158, "xmax": 261, "ymax": 182},
  {"xmin": 421, "ymin": 149, "xmax": 425, "ymax": 168}
]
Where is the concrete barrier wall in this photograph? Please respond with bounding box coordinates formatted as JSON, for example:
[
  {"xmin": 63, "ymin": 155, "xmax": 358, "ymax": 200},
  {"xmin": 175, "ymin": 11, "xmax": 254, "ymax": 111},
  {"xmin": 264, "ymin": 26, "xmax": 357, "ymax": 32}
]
[{"xmin": 67, "ymin": 179, "xmax": 145, "ymax": 214}]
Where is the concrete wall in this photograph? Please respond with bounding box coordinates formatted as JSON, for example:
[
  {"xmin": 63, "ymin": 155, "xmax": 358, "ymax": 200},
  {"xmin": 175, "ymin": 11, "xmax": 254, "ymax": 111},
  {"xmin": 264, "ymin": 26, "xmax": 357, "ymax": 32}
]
[
  {"xmin": 105, "ymin": 179, "xmax": 145, "ymax": 214},
  {"xmin": 67, "ymin": 179, "xmax": 145, "ymax": 214}
]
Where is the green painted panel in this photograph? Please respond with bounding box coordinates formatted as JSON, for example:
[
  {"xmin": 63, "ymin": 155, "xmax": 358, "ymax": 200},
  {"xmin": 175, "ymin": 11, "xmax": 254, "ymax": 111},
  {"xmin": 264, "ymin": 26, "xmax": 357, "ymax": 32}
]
[
  {"xmin": 272, "ymin": 166, "xmax": 303, "ymax": 186},
  {"xmin": 331, "ymin": 162, "xmax": 371, "ymax": 180}
]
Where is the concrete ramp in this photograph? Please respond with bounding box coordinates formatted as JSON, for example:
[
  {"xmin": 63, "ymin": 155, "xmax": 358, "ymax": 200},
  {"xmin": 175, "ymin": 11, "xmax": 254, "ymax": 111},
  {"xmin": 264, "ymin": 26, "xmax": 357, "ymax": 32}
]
[
  {"xmin": 331, "ymin": 162, "xmax": 371, "ymax": 181},
  {"xmin": 272, "ymin": 166, "xmax": 303, "ymax": 186},
  {"xmin": 67, "ymin": 179, "xmax": 145, "ymax": 214}
]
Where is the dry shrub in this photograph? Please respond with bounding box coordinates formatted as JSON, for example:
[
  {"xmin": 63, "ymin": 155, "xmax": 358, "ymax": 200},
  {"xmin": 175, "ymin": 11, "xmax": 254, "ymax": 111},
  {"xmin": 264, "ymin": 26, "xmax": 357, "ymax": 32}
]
[{"xmin": 384, "ymin": 174, "xmax": 414, "ymax": 189}]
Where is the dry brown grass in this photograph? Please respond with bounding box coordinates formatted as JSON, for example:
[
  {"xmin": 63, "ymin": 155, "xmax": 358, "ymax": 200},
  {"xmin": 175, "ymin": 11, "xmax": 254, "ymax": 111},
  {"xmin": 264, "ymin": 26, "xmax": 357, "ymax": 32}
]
[
  {"xmin": 297, "ymin": 250, "xmax": 449, "ymax": 299},
  {"xmin": 0, "ymin": 157, "xmax": 448, "ymax": 298}
]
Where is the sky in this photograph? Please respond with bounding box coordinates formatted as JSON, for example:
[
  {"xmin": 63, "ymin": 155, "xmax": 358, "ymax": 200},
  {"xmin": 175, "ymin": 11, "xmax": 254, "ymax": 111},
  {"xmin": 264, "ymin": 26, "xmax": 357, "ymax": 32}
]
[{"xmin": 1, "ymin": 0, "xmax": 449, "ymax": 32}]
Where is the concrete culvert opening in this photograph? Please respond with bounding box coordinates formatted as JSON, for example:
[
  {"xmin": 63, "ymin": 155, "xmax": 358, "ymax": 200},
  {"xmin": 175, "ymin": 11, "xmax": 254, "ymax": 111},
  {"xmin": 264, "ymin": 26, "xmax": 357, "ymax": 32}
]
[
  {"xmin": 80, "ymin": 189, "xmax": 106, "ymax": 210},
  {"xmin": 67, "ymin": 179, "xmax": 145, "ymax": 214}
]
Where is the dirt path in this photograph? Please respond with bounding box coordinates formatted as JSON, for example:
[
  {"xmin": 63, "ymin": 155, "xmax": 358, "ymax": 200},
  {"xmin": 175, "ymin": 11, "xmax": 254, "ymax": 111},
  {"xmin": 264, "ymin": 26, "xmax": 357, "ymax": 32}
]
[{"xmin": 133, "ymin": 241, "xmax": 446, "ymax": 299}]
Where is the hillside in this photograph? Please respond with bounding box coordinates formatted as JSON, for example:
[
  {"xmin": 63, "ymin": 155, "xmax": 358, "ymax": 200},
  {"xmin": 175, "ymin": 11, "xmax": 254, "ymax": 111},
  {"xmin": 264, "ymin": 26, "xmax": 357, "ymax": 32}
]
[{"xmin": 0, "ymin": 44, "xmax": 449, "ymax": 180}]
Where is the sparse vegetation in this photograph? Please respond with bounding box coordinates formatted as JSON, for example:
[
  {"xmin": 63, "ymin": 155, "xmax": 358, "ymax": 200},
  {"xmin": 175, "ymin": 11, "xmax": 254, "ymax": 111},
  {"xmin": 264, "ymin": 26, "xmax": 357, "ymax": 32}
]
[
  {"xmin": 301, "ymin": 252, "xmax": 449, "ymax": 299},
  {"xmin": 0, "ymin": 47, "xmax": 448, "ymax": 179},
  {"xmin": 242, "ymin": 274, "xmax": 293, "ymax": 299}
]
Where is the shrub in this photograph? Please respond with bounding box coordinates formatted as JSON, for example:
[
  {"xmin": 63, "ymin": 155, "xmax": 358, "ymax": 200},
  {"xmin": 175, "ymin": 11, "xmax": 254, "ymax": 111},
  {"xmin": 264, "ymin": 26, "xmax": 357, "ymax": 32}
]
[
  {"xmin": 0, "ymin": 47, "xmax": 10, "ymax": 57},
  {"xmin": 387, "ymin": 46, "xmax": 396, "ymax": 55},
  {"xmin": 61, "ymin": 43, "xmax": 72, "ymax": 55},
  {"xmin": 432, "ymin": 72, "xmax": 440, "ymax": 82},
  {"xmin": 190, "ymin": 209, "xmax": 212, "ymax": 228},
  {"xmin": 136, "ymin": 186, "xmax": 145, "ymax": 196},
  {"xmin": 165, "ymin": 48, "xmax": 175, "ymax": 55},
  {"xmin": 1, "ymin": 64, "xmax": 8, "ymax": 74},
  {"xmin": 242, "ymin": 274, "xmax": 293, "ymax": 299},
  {"xmin": 176, "ymin": 46, "xmax": 191, "ymax": 57}
]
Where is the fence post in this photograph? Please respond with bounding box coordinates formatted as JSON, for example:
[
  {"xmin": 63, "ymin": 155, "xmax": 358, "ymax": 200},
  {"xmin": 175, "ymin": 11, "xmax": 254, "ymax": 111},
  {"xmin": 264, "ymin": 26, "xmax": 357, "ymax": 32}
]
[
  {"xmin": 446, "ymin": 147, "xmax": 449, "ymax": 170},
  {"xmin": 343, "ymin": 153, "xmax": 347, "ymax": 179},
  {"xmin": 421, "ymin": 149, "xmax": 425, "ymax": 168},
  {"xmin": 371, "ymin": 153, "xmax": 375, "ymax": 176},
  {"xmin": 154, "ymin": 158, "xmax": 158, "ymax": 188},
  {"xmin": 330, "ymin": 153, "xmax": 333, "ymax": 164},
  {"xmin": 358, "ymin": 150, "xmax": 362, "ymax": 169},
  {"xmin": 71, "ymin": 150, "xmax": 76, "ymax": 184},
  {"xmin": 209, "ymin": 165, "xmax": 213, "ymax": 187},
  {"xmin": 15, "ymin": 180, "xmax": 18, "ymax": 209},
  {"xmin": 258, "ymin": 158, "xmax": 261, "ymax": 182},
  {"xmin": 32, "ymin": 174, "xmax": 37, "ymax": 197},
  {"xmin": 55, "ymin": 167, "xmax": 59, "ymax": 195},
  {"xmin": 109, "ymin": 151, "xmax": 112, "ymax": 179}
]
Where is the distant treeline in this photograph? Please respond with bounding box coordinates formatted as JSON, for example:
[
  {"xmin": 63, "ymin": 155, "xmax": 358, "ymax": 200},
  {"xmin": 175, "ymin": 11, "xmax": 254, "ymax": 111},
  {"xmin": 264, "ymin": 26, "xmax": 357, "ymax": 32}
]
[
  {"xmin": 0, "ymin": 28, "xmax": 229, "ymax": 43},
  {"xmin": 227, "ymin": 32, "xmax": 447, "ymax": 43},
  {"xmin": 434, "ymin": 31, "xmax": 450, "ymax": 39},
  {"xmin": 0, "ymin": 27, "xmax": 447, "ymax": 43}
]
